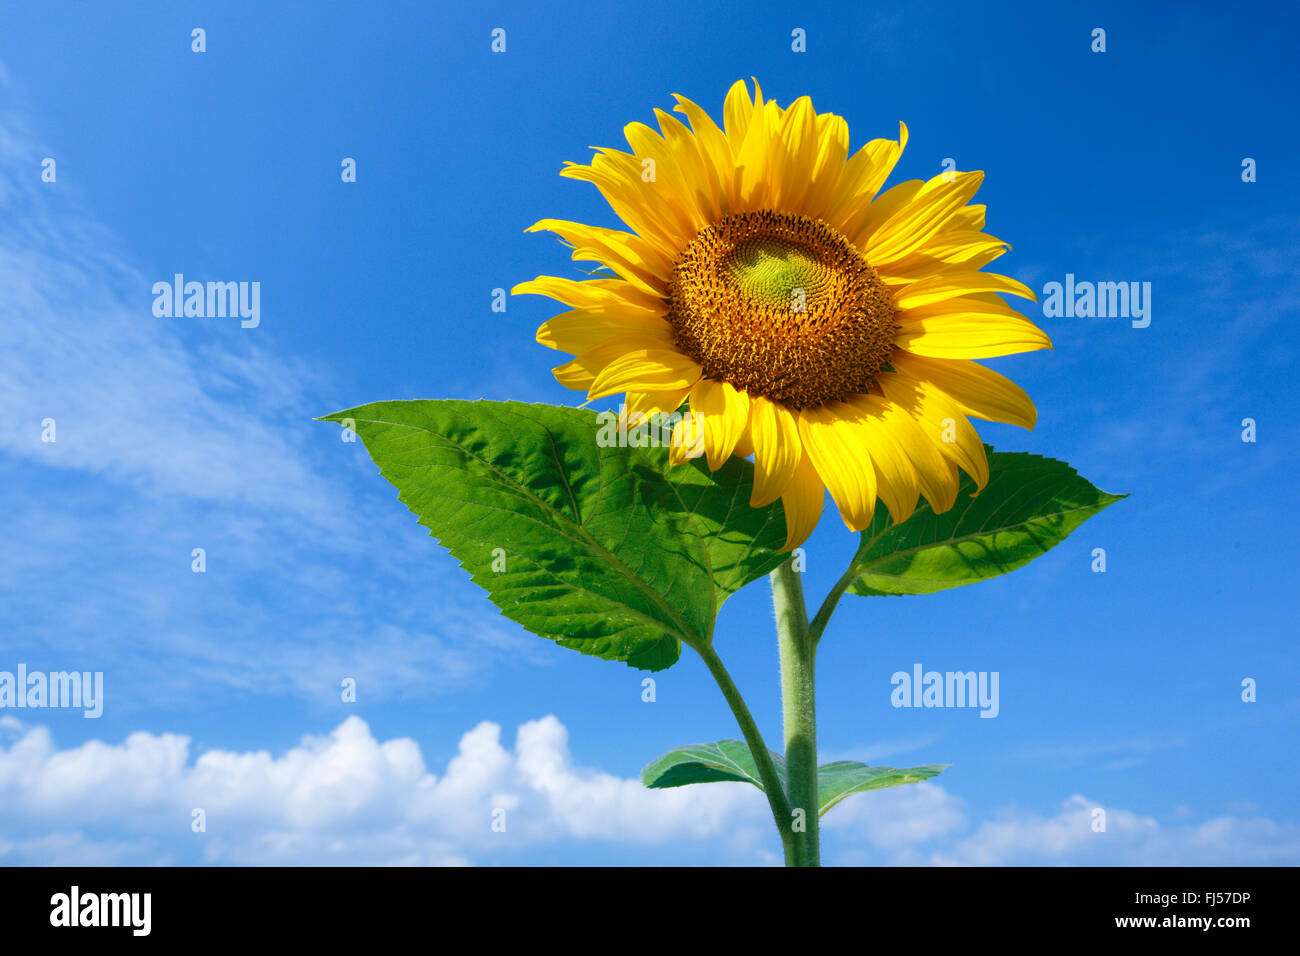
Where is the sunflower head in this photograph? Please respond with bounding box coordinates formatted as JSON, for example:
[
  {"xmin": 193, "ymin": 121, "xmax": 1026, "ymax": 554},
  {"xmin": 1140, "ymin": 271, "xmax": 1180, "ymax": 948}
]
[{"xmin": 516, "ymin": 80, "xmax": 1051, "ymax": 551}]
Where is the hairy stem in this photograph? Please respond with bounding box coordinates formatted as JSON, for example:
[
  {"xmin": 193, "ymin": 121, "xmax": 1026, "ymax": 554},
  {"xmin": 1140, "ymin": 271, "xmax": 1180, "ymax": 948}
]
[
  {"xmin": 808, "ymin": 554, "xmax": 863, "ymax": 648},
  {"xmin": 693, "ymin": 640, "xmax": 796, "ymax": 863},
  {"xmin": 771, "ymin": 558, "xmax": 820, "ymax": 866}
]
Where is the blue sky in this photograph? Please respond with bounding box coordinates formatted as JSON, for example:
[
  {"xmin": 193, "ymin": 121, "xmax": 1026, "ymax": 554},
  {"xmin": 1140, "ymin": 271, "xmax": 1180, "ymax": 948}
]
[{"xmin": 0, "ymin": 0, "xmax": 1296, "ymax": 865}]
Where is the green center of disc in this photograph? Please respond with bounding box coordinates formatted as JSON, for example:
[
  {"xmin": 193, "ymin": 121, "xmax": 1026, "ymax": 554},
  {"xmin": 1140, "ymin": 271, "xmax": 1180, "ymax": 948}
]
[{"xmin": 723, "ymin": 236, "xmax": 828, "ymax": 310}]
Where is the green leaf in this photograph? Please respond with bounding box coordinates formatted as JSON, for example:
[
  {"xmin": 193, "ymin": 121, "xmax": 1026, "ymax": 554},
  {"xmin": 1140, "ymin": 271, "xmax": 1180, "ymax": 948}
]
[
  {"xmin": 816, "ymin": 761, "xmax": 948, "ymax": 816},
  {"xmin": 849, "ymin": 447, "xmax": 1124, "ymax": 597},
  {"xmin": 641, "ymin": 740, "xmax": 786, "ymax": 791},
  {"xmin": 641, "ymin": 745, "xmax": 946, "ymax": 819},
  {"xmin": 320, "ymin": 400, "xmax": 786, "ymax": 670}
]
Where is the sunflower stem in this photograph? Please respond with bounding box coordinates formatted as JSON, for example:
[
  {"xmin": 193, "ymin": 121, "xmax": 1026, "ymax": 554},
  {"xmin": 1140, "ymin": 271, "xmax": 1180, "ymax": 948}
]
[
  {"xmin": 692, "ymin": 640, "xmax": 796, "ymax": 864},
  {"xmin": 771, "ymin": 557, "xmax": 820, "ymax": 866},
  {"xmin": 809, "ymin": 554, "xmax": 865, "ymax": 647},
  {"xmin": 811, "ymin": 525, "xmax": 894, "ymax": 647}
]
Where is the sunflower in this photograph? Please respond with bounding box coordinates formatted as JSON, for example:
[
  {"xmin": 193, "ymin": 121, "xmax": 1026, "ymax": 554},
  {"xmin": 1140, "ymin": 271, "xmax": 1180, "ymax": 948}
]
[{"xmin": 515, "ymin": 80, "xmax": 1051, "ymax": 551}]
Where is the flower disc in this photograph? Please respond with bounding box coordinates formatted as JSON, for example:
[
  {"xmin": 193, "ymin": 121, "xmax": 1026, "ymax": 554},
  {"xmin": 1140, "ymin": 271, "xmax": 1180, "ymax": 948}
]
[{"xmin": 667, "ymin": 211, "xmax": 898, "ymax": 409}]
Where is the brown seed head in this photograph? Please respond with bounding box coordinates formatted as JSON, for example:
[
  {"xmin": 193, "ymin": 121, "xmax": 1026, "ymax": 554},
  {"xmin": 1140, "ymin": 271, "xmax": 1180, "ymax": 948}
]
[{"xmin": 666, "ymin": 211, "xmax": 898, "ymax": 409}]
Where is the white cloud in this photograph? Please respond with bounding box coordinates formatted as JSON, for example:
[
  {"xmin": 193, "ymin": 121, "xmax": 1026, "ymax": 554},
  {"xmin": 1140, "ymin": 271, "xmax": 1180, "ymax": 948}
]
[
  {"xmin": 931, "ymin": 794, "xmax": 1300, "ymax": 866},
  {"xmin": 0, "ymin": 714, "xmax": 772, "ymax": 865},
  {"xmin": 3, "ymin": 715, "xmax": 1295, "ymax": 867},
  {"xmin": 822, "ymin": 780, "xmax": 966, "ymax": 850}
]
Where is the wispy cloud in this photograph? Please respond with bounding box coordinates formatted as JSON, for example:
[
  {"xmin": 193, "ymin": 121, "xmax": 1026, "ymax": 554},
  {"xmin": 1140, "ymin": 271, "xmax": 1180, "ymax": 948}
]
[
  {"xmin": 820, "ymin": 732, "xmax": 946, "ymax": 765},
  {"xmin": 0, "ymin": 66, "xmax": 534, "ymax": 709},
  {"xmin": 1012, "ymin": 731, "xmax": 1187, "ymax": 769},
  {"xmin": 1027, "ymin": 215, "xmax": 1300, "ymax": 496}
]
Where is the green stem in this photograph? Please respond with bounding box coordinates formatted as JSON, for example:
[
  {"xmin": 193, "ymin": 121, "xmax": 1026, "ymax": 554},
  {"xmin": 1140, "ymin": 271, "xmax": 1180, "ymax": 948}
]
[
  {"xmin": 811, "ymin": 524, "xmax": 895, "ymax": 647},
  {"xmin": 771, "ymin": 558, "xmax": 820, "ymax": 866},
  {"xmin": 808, "ymin": 555, "xmax": 863, "ymax": 648},
  {"xmin": 693, "ymin": 640, "xmax": 796, "ymax": 863}
]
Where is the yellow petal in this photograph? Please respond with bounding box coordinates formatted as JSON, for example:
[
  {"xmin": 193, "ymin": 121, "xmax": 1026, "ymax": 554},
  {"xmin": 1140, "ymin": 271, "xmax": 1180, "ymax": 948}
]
[
  {"xmin": 722, "ymin": 78, "xmax": 757, "ymax": 152},
  {"xmin": 877, "ymin": 372, "xmax": 989, "ymax": 490},
  {"xmin": 951, "ymin": 204, "xmax": 985, "ymax": 231},
  {"xmin": 909, "ymin": 229, "xmax": 1009, "ymax": 265},
  {"xmin": 779, "ymin": 453, "xmax": 825, "ymax": 552},
  {"xmin": 587, "ymin": 348, "xmax": 702, "ymax": 401},
  {"xmin": 553, "ymin": 357, "xmax": 598, "ymax": 390},
  {"xmin": 893, "ymin": 271, "xmax": 1036, "ymax": 310},
  {"xmin": 537, "ymin": 307, "xmax": 675, "ymax": 353},
  {"xmin": 892, "ymin": 353, "xmax": 1038, "ymax": 430},
  {"xmin": 561, "ymin": 152, "xmax": 692, "ymax": 257},
  {"xmin": 735, "ymin": 97, "xmax": 781, "ymax": 210},
  {"xmin": 748, "ymin": 396, "xmax": 802, "ymax": 506},
  {"xmin": 895, "ymin": 299, "xmax": 1052, "ymax": 358},
  {"xmin": 776, "ymin": 95, "xmax": 820, "ymax": 211},
  {"xmin": 836, "ymin": 398, "xmax": 920, "ymax": 524},
  {"xmin": 797, "ymin": 407, "xmax": 877, "ymax": 531},
  {"xmin": 654, "ymin": 107, "xmax": 725, "ymax": 224},
  {"xmin": 669, "ymin": 410, "xmax": 707, "ymax": 465},
  {"xmin": 732, "ymin": 426, "xmax": 755, "ymax": 459},
  {"xmin": 799, "ymin": 112, "xmax": 851, "ymax": 220},
  {"xmin": 825, "ymin": 122, "xmax": 908, "ymax": 232},
  {"xmin": 860, "ymin": 394, "xmax": 959, "ymax": 514},
  {"xmin": 623, "ymin": 118, "xmax": 709, "ymax": 237},
  {"xmin": 525, "ymin": 219, "xmax": 672, "ymax": 297},
  {"xmin": 512, "ymin": 275, "xmax": 666, "ymax": 314},
  {"xmin": 861, "ymin": 120, "xmax": 909, "ymax": 197},
  {"xmin": 879, "ymin": 232, "xmax": 1011, "ymax": 286},
  {"xmin": 672, "ymin": 93, "xmax": 736, "ymax": 215},
  {"xmin": 842, "ymin": 178, "xmax": 923, "ymax": 249},
  {"xmin": 622, "ymin": 385, "xmax": 692, "ymax": 428},
  {"xmin": 865, "ymin": 170, "xmax": 985, "ymax": 264},
  {"xmin": 551, "ymin": 336, "xmax": 651, "ymax": 390},
  {"xmin": 690, "ymin": 378, "xmax": 751, "ymax": 470}
]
